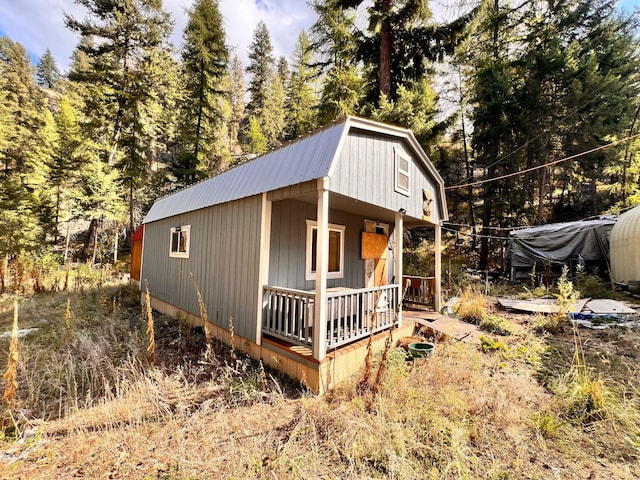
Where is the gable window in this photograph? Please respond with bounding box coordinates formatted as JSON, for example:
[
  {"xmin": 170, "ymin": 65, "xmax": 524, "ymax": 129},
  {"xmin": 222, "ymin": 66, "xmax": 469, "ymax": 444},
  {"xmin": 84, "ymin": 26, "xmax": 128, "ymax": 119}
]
[
  {"xmin": 306, "ymin": 220, "xmax": 345, "ymax": 281},
  {"xmin": 169, "ymin": 225, "xmax": 190, "ymax": 258},
  {"xmin": 395, "ymin": 147, "xmax": 410, "ymax": 196}
]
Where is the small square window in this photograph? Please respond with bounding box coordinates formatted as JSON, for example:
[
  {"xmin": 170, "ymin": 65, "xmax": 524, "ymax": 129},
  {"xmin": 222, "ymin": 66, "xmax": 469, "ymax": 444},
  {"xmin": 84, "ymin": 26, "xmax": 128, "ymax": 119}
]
[
  {"xmin": 169, "ymin": 225, "xmax": 190, "ymax": 258},
  {"xmin": 395, "ymin": 147, "xmax": 410, "ymax": 196},
  {"xmin": 306, "ymin": 220, "xmax": 345, "ymax": 281}
]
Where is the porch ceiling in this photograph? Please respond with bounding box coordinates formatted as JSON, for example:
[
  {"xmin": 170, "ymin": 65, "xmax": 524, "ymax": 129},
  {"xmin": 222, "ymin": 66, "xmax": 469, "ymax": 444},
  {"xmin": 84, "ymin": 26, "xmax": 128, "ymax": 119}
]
[{"xmin": 284, "ymin": 190, "xmax": 435, "ymax": 227}]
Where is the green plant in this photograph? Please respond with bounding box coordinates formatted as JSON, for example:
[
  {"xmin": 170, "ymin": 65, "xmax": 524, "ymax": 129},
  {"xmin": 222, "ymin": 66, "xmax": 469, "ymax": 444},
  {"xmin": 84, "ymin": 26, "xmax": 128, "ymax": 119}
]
[
  {"xmin": 532, "ymin": 314, "xmax": 563, "ymax": 334},
  {"xmin": 479, "ymin": 314, "xmax": 514, "ymax": 336},
  {"xmin": 575, "ymin": 270, "xmax": 618, "ymax": 299},
  {"xmin": 480, "ymin": 336, "xmax": 507, "ymax": 352},
  {"xmin": 555, "ymin": 266, "xmax": 579, "ymax": 315},
  {"xmin": 533, "ymin": 411, "xmax": 563, "ymax": 439},
  {"xmin": 550, "ymin": 327, "xmax": 613, "ymax": 425},
  {"xmin": 533, "ymin": 266, "xmax": 580, "ymax": 334}
]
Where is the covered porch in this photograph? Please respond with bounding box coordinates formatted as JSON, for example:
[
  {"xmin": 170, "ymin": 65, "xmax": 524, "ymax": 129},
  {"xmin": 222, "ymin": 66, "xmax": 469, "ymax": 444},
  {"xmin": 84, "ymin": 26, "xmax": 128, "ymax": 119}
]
[{"xmin": 259, "ymin": 180, "xmax": 442, "ymax": 362}]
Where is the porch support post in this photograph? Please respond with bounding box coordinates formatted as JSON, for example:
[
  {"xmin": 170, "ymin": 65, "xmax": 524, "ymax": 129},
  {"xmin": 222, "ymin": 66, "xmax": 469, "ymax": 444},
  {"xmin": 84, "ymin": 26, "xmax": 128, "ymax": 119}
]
[
  {"xmin": 394, "ymin": 211, "xmax": 403, "ymax": 326},
  {"xmin": 313, "ymin": 178, "xmax": 330, "ymax": 361},
  {"xmin": 434, "ymin": 222, "xmax": 442, "ymax": 312},
  {"xmin": 255, "ymin": 192, "xmax": 272, "ymax": 346}
]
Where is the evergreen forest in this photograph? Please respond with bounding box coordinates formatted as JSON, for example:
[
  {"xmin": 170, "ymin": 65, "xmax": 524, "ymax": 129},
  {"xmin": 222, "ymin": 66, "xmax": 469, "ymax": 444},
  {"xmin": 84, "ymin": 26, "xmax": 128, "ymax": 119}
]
[{"xmin": 1, "ymin": 0, "xmax": 639, "ymax": 276}]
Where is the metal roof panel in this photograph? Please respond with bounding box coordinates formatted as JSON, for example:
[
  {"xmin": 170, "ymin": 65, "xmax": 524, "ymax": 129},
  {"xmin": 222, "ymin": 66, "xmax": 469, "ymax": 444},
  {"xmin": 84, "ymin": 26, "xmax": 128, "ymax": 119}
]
[{"xmin": 144, "ymin": 121, "xmax": 348, "ymax": 223}]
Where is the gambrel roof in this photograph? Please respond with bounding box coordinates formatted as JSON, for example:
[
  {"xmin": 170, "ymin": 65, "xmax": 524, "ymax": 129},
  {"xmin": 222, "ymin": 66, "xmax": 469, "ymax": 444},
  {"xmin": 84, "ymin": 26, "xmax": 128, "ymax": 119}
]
[{"xmin": 144, "ymin": 116, "xmax": 447, "ymax": 224}]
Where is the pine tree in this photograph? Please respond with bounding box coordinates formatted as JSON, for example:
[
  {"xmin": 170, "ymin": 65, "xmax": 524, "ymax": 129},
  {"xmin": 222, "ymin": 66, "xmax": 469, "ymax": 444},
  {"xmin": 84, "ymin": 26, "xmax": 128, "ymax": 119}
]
[
  {"xmin": 174, "ymin": 0, "xmax": 230, "ymax": 185},
  {"xmin": 245, "ymin": 22, "xmax": 287, "ymax": 149},
  {"xmin": 0, "ymin": 37, "xmax": 52, "ymax": 255},
  {"xmin": 65, "ymin": 0, "xmax": 172, "ymax": 233},
  {"xmin": 468, "ymin": 0, "xmax": 523, "ymax": 269},
  {"xmin": 310, "ymin": 0, "xmax": 363, "ymax": 123},
  {"xmin": 36, "ymin": 49, "xmax": 61, "ymax": 89},
  {"xmin": 245, "ymin": 116, "xmax": 268, "ymax": 154},
  {"xmin": 286, "ymin": 30, "xmax": 318, "ymax": 138},
  {"xmin": 262, "ymin": 56, "xmax": 287, "ymax": 147},
  {"xmin": 332, "ymin": 0, "xmax": 474, "ymax": 104},
  {"xmin": 49, "ymin": 97, "xmax": 86, "ymax": 232},
  {"xmin": 228, "ymin": 54, "xmax": 246, "ymax": 156},
  {"xmin": 246, "ymin": 21, "xmax": 275, "ymax": 118}
]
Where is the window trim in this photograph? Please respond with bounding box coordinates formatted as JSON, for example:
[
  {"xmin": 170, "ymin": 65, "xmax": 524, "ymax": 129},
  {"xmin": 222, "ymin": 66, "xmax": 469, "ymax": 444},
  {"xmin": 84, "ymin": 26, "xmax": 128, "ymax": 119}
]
[
  {"xmin": 305, "ymin": 220, "xmax": 346, "ymax": 281},
  {"xmin": 169, "ymin": 225, "xmax": 191, "ymax": 258},
  {"xmin": 394, "ymin": 146, "xmax": 410, "ymax": 196}
]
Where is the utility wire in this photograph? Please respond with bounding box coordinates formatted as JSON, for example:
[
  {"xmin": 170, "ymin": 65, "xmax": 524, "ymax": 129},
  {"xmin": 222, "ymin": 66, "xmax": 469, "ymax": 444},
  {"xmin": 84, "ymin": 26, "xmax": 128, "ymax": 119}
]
[
  {"xmin": 443, "ymin": 221, "xmax": 530, "ymax": 231},
  {"xmin": 451, "ymin": 93, "xmax": 604, "ymax": 187},
  {"xmin": 442, "ymin": 223, "xmax": 610, "ymax": 241},
  {"xmin": 446, "ymin": 131, "xmax": 640, "ymax": 190},
  {"xmin": 442, "ymin": 226, "xmax": 509, "ymax": 240}
]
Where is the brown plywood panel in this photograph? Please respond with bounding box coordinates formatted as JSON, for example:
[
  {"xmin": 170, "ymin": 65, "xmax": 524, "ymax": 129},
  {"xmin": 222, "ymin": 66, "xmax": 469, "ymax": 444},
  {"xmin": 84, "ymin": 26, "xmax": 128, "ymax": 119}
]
[
  {"xmin": 130, "ymin": 240, "xmax": 142, "ymax": 281},
  {"xmin": 374, "ymin": 258, "xmax": 387, "ymax": 286},
  {"xmin": 361, "ymin": 232, "xmax": 388, "ymax": 259}
]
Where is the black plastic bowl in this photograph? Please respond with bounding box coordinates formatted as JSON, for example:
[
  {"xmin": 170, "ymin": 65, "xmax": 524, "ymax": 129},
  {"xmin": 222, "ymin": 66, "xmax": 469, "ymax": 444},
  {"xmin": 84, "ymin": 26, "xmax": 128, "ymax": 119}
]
[{"xmin": 408, "ymin": 342, "xmax": 435, "ymax": 358}]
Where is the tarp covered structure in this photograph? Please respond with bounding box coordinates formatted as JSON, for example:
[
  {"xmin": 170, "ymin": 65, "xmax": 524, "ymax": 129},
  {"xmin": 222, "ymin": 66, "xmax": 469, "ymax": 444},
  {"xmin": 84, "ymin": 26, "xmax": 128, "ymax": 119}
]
[{"xmin": 506, "ymin": 218, "xmax": 616, "ymax": 269}]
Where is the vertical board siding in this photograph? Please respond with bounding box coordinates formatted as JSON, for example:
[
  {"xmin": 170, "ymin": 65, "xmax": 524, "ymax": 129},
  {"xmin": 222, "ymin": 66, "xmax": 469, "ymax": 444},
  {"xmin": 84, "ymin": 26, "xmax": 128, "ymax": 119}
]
[
  {"xmin": 141, "ymin": 195, "xmax": 263, "ymax": 342},
  {"xmin": 268, "ymin": 199, "xmax": 368, "ymax": 290},
  {"xmin": 330, "ymin": 130, "xmax": 441, "ymax": 224}
]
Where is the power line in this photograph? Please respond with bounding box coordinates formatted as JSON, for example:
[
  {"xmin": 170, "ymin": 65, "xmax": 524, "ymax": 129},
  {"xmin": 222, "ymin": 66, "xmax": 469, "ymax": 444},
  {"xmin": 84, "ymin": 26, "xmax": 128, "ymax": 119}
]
[
  {"xmin": 445, "ymin": 131, "xmax": 640, "ymax": 191},
  {"xmin": 443, "ymin": 221, "xmax": 530, "ymax": 231},
  {"xmin": 451, "ymin": 93, "xmax": 604, "ymax": 187},
  {"xmin": 442, "ymin": 222, "xmax": 610, "ymax": 241}
]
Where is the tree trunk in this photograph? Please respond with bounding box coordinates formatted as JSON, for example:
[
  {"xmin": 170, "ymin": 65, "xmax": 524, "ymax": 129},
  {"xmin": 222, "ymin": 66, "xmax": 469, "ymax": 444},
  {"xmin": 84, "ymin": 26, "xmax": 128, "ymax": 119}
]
[
  {"xmin": 479, "ymin": 200, "xmax": 493, "ymax": 271},
  {"xmin": 622, "ymin": 104, "xmax": 640, "ymax": 203},
  {"xmin": 0, "ymin": 253, "xmax": 7, "ymax": 294},
  {"xmin": 92, "ymin": 219, "xmax": 99, "ymax": 266},
  {"xmin": 480, "ymin": 0, "xmax": 500, "ymax": 271},
  {"xmin": 378, "ymin": 0, "xmax": 393, "ymax": 100},
  {"xmin": 64, "ymin": 207, "xmax": 72, "ymax": 262},
  {"xmin": 129, "ymin": 183, "xmax": 134, "ymax": 237},
  {"xmin": 536, "ymin": 166, "xmax": 547, "ymax": 224},
  {"xmin": 84, "ymin": 218, "xmax": 97, "ymax": 259},
  {"xmin": 113, "ymin": 227, "xmax": 119, "ymax": 263},
  {"xmin": 461, "ymin": 113, "xmax": 477, "ymax": 250}
]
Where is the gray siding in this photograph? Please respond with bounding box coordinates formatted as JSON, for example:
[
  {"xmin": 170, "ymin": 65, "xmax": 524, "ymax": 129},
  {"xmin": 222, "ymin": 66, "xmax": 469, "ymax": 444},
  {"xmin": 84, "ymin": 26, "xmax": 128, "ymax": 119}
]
[
  {"xmin": 330, "ymin": 130, "xmax": 442, "ymax": 224},
  {"xmin": 141, "ymin": 195, "xmax": 263, "ymax": 342},
  {"xmin": 268, "ymin": 199, "xmax": 395, "ymax": 290}
]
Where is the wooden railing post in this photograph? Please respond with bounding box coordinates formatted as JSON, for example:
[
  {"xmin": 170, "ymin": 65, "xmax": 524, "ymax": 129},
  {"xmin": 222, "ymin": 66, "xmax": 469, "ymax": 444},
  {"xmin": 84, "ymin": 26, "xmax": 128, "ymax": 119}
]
[
  {"xmin": 435, "ymin": 223, "xmax": 442, "ymax": 312},
  {"xmin": 395, "ymin": 210, "xmax": 404, "ymax": 326},
  {"xmin": 313, "ymin": 179, "xmax": 329, "ymax": 360}
]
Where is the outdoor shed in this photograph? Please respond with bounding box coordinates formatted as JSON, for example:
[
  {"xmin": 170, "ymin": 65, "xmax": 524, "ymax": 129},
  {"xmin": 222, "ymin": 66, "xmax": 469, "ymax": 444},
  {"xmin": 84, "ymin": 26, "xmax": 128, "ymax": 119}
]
[
  {"xmin": 140, "ymin": 116, "xmax": 448, "ymax": 392},
  {"xmin": 506, "ymin": 218, "xmax": 616, "ymax": 281},
  {"xmin": 610, "ymin": 204, "xmax": 640, "ymax": 287},
  {"xmin": 129, "ymin": 224, "xmax": 144, "ymax": 286}
]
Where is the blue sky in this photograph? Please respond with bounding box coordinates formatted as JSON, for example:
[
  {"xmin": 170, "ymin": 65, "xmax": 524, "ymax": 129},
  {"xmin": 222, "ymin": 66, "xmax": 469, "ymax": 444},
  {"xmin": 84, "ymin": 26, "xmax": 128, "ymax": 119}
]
[
  {"xmin": 0, "ymin": 0, "xmax": 638, "ymax": 72},
  {"xmin": 0, "ymin": 0, "xmax": 316, "ymax": 71}
]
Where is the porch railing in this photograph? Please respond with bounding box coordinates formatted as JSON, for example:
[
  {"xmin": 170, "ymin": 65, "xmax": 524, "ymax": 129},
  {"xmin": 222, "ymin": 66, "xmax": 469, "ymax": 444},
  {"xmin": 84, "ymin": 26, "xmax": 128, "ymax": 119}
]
[
  {"xmin": 262, "ymin": 286, "xmax": 315, "ymax": 347},
  {"xmin": 402, "ymin": 275, "xmax": 436, "ymax": 307},
  {"xmin": 262, "ymin": 284, "xmax": 400, "ymax": 352}
]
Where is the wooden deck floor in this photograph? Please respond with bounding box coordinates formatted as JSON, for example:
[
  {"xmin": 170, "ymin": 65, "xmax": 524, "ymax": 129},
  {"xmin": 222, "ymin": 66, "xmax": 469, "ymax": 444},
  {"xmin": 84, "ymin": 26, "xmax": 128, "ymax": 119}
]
[{"xmin": 402, "ymin": 308, "xmax": 483, "ymax": 344}]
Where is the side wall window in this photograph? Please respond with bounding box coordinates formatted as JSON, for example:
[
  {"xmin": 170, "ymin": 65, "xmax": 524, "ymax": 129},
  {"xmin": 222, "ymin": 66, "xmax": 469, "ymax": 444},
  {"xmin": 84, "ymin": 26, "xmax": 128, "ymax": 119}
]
[
  {"xmin": 305, "ymin": 220, "xmax": 345, "ymax": 281},
  {"xmin": 394, "ymin": 147, "xmax": 410, "ymax": 196},
  {"xmin": 169, "ymin": 225, "xmax": 191, "ymax": 258}
]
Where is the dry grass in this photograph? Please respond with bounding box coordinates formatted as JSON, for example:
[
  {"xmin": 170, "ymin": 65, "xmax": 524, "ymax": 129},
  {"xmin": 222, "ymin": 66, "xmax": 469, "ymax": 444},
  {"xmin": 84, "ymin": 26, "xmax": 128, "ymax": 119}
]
[
  {"xmin": 455, "ymin": 285, "xmax": 487, "ymax": 324},
  {"xmin": 1, "ymin": 276, "xmax": 639, "ymax": 479},
  {"xmin": 2, "ymin": 301, "xmax": 19, "ymax": 413},
  {"xmin": 144, "ymin": 281, "xmax": 156, "ymax": 366}
]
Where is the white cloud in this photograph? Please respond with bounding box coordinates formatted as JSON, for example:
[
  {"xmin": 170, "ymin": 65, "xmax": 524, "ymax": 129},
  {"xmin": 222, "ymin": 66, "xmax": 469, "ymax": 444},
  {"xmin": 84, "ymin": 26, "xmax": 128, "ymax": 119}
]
[{"xmin": 0, "ymin": 0, "xmax": 315, "ymax": 71}]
